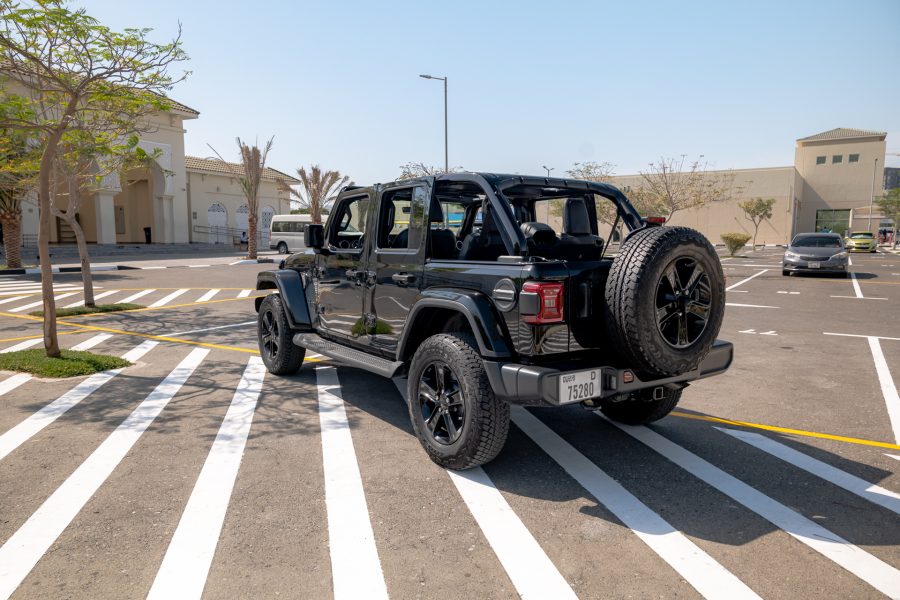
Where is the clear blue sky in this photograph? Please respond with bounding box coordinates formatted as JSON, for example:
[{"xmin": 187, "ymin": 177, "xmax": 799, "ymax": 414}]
[{"xmin": 80, "ymin": 0, "xmax": 900, "ymax": 185}]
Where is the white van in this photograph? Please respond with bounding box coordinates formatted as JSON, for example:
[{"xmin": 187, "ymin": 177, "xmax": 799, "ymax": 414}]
[{"xmin": 269, "ymin": 214, "xmax": 313, "ymax": 254}]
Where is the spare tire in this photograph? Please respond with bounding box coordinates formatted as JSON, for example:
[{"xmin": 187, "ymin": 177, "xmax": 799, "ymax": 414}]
[{"xmin": 604, "ymin": 226, "xmax": 725, "ymax": 377}]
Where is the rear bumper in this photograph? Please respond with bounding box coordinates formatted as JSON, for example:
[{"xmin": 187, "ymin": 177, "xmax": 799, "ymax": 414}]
[{"xmin": 483, "ymin": 340, "xmax": 734, "ymax": 407}]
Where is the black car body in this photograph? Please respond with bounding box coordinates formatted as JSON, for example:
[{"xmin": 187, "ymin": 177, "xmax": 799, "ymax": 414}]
[{"xmin": 255, "ymin": 173, "xmax": 732, "ymax": 468}]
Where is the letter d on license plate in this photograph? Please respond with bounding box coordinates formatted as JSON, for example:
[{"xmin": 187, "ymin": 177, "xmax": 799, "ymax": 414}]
[{"xmin": 558, "ymin": 368, "xmax": 602, "ymax": 404}]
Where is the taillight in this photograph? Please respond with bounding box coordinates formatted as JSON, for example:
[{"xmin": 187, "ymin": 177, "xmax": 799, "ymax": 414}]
[{"xmin": 521, "ymin": 281, "xmax": 565, "ymax": 324}]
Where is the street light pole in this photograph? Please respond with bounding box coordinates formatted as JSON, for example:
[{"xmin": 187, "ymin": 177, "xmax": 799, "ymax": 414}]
[
  {"xmin": 542, "ymin": 165, "xmax": 554, "ymax": 177},
  {"xmin": 868, "ymin": 157, "xmax": 879, "ymax": 231},
  {"xmin": 419, "ymin": 74, "xmax": 448, "ymax": 173}
]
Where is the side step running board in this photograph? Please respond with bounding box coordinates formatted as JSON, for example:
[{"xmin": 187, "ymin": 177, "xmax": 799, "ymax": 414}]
[{"xmin": 294, "ymin": 333, "xmax": 404, "ymax": 378}]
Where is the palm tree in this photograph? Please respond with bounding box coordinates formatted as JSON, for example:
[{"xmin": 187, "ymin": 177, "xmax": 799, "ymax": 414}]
[
  {"xmin": 233, "ymin": 137, "xmax": 273, "ymax": 259},
  {"xmin": 0, "ymin": 131, "xmax": 37, "ymax": 269},
  {"xmin": 281, "ymin": 165, "xmax": 350, "ymax": 224}
]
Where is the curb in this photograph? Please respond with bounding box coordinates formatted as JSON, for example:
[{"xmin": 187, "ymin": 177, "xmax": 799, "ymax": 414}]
[{"xmin": 3, "ymin": 258, "xmax": 275, "ymax": 276}]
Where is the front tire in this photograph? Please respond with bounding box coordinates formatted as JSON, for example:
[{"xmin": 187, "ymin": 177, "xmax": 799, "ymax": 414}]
[
  {"xmin": 408, "ymin": 333, "xmax": 510, "ymax": 470},
  {"xmin": 601, "ymin": 387, "xmax": 683, "ymax": 425},
  {"xmin": 258, "ymin": 294, "xmax": 305, "ymax": 375},
  {"xmin": 277, "ymin": 242, "xmax": 289, "ymax": 254}
]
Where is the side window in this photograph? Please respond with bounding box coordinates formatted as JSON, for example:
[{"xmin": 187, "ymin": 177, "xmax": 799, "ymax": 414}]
[
  {"xmin": 330, "ymin": 195, "xmax": 371, "ymax": 249},
  {"xmin": 272, "ymin": 221, "xmax": 283, "ymax": 233},
  {"xmin": 377, "ymin": 186, "xmax": 426, "ymax": 250}
]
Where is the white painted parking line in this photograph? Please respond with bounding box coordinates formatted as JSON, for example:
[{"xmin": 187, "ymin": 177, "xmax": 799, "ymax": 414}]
[
  {"xmin": 118, "ymin": 289, "xmax": 155, "ymax": 304},
  {"xmin": 886, "ymin": 454, "xmax": 900, "ymax": 462},
  {"xmin": 777, "ymin": 291, "xmax": 800, "ymax": 295},
  {"xmin": 604, "ymin": 416, "xmax": 900, "ymax": 599},
  {"xmin": 237, "ymin": 289, "xmax": 252, "ymax": 298},
  {"xmin": 149, "ymin": 288, "xmax": 189, "ymax": 308},
  {"xmin": 726, "ymin": 303, "xmax": 779, "ymax": 309},
  {"xmin": 195, "ymin": 289, "xmax": 220, "ymax": 303},
  {"xmin": 9, "ymin": 292, "xmax": 78, "ymax": 313},
  {"xmin": 148, "ymin": 357, "xmax": 266, "ymax": 600},
  {"xmin": 0, "ymin": 338, "xmax": 42, "ymax": 353},
  {"xmin": 169, "ymin": 321, "xmax": 256, "ymax": 336},
  {"xmin": 868, "ymin": 337, "xmax": 900, "ymax": 444},
  {"xmin": 187, "ymin": 264, "xmax": 211, "ymax": 268},
  {"xmin": 726, "ymin": 269, "xmax": 769, "ymax": 291},
  {"xmin": 0, "ymin": 374, "xmax": 31, "ymax": 398},
  {"xmin": 62, "ymin": 290, "xmax": 119, "ymax": 308},
  {"xmin": 69, "ymin": 333, "xmax": 113, "ymax": 352},
  {"xmin": 719, "ymin": 428, "xmax": 900, "ymax": 515},
  {"xmin": 0, "ymin": 347, "xmax": 206, "ymax": 599},
  {"xmin": 0, "ymin": 340, "xmax": 157, "ymax": 462},
  {"xmin": 830, "ymin": 295, "xmax": 888, "ymax": 300},
  {"xmin": 448, "ymin": 466, "xmax": 579, "ymax": 600},
  {"xmin": 512, "ymin": 407, "xmax": 759, "ymax": 600},
  {"xmin": 850, "ymin": 271, "xmax": 864, "ymax": 298},
  {"xmin": 0, "ymin": 295, "xmax": 28, "ymax": 305},
  {"xmin": 824, "ymin": 332, "xmax": 900, "ymax": 342},
  {"xmin": 315, "ymin": 366, "xmax": 388, "ymax": 600}
]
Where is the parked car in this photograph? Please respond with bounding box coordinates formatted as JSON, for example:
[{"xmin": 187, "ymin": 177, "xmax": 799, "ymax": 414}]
[
  {"xmin": 254, "ymin": 173, "xmax": 732, "ymax": 470},
  {"xmin": 783, "ymin": 233, "xmax": 849, "ymax": 276},
  {"xmin": 844, "ymin": 231, "xmax": 877, "ymax": 253},
  {"xmin": 269, "ymin": 214, "xmax": 313, "ymax": 254}
]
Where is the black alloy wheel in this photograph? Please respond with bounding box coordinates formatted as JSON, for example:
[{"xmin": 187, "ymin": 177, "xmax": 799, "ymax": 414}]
[
  {"xmin": 418, "ymin": 361, "xmax": 466, "ymax": 445},
  {"xmin": 655, "ymin": 257, "xmax": 712, "ymax": 349},
  {"xmin": 260, "ymin": 308, "xmax": 281, "ymax": 360}
]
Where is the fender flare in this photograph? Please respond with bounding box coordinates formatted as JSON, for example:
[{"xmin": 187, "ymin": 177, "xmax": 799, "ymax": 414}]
[
  {"xmin": 255, "ymin": 269, "xmax": 313, "ymax": 331},
  {"xmin": 398, "ymin": 289, "xmax": 513, "ymax": 360}
]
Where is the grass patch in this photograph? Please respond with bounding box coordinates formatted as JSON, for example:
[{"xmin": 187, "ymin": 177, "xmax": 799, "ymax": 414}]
[
  {"xmin": 29, "ymin": 303, "xmax": 143, "ymax": 318},
  {"xmin": 0, "ymin": 349, "xmax": 131, "ymax": 377}
]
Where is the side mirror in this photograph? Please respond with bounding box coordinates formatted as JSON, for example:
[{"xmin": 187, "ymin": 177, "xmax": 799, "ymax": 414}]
[{"xmin": 305, "ymin": 223, "xmax": 325, "ymax": 249}]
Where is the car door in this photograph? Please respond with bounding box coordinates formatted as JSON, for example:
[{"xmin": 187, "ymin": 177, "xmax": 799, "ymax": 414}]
[
  {"xmin": 314, "ymin": 192, "xmax": 374, "ymax": 343},
  {"xmin": 364, "ymin": 183, "xmax": 430, "ymax": 356}
]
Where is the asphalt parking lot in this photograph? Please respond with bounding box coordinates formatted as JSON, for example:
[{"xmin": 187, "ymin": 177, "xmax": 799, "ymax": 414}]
[{"xmin": 0, "ymin": 248, "xmax": 898, "ymax": 599}]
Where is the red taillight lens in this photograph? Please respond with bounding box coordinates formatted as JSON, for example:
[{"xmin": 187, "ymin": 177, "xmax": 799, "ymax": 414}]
[{"xmin": 522, "ymin": 281, "xmax": 565, "ymax": 324}]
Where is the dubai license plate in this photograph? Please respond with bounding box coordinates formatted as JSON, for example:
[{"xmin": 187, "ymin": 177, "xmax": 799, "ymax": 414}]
[
  {"xmin": 558, "ymin": 369, "xmax": 602, "ymax": 404},
  {"xmin": 808, "ymin": 262, "xmax": 820, "ymax": 269}
]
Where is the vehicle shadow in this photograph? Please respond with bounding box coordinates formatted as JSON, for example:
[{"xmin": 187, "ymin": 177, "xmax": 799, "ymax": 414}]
[{"xmin": 336, "ymin": 367, "xmax": 900, "ymax": 550}]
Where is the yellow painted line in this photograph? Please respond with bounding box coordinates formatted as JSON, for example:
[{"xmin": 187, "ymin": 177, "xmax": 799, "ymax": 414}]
[{"xmin": 671, "ymin": 411, "xmax": 900, "ymax": 451}]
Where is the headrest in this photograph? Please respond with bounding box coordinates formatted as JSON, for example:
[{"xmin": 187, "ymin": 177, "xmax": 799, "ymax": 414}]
[
  {"xmin": 564, "ymin": 198, "xmax": 592, "ymax": 236},
  {"xmin": 520, "ymin": 222, "xmax": 558, "ymax": 245}
]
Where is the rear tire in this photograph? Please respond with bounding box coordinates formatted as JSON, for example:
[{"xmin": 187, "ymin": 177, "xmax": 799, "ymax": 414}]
[
  {"xmin": 277, "ymin": 242, "xmax": 288, "ymax": 254},
  {"xmin": 408, "ymin": 333, "xmax": 510, "ymax": 470},
  {"xmin": 605, "ymin": 226, "xmax": 725, "ymax": 377},
  {"xmin": 601, "ymin": 387, "xmax": 683, "ymax": 425},
  {"xmin": 257, "ymin": 294, "xmax": 305, "ymax": 375},
  {"xmin": 782, "ymin": 269, "xmax": 789, "ymax": 276}
]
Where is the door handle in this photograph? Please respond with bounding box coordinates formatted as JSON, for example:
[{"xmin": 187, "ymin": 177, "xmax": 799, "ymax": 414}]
[{"xmin": 392, "ymin": 272, "xmax": 415, "ymax": 285}]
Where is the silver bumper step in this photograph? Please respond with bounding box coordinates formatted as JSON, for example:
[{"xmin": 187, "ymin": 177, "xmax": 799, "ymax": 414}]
[{"xmin": 294, "ymin": 333, "xmax": 404, "ymax": 378}]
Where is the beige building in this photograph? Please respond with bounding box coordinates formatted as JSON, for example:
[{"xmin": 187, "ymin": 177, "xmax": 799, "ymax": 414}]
[
  {"xmin": 608, "ymin": 128, "xmax": 888, "ymax": 246},
  {"xmin": 18, "ymin": 100, "xmax": 298, "ymax": 248}
]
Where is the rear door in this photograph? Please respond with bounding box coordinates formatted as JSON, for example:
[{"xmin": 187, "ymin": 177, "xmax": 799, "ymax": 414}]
[{"xmin": 365, "ymin": 183, "xmax": 430, "ymax": 356}]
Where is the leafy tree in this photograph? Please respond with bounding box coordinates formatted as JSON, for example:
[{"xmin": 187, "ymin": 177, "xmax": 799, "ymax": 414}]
[
  {"xmin": 397, "ymin": 161, "xmax": 462, "ymax": 180},
  {"xmin": 566, "ymin": 161, "xmax": 618, "ymax": 225},
  {"xmin": 738, "ymin": 197, "xmax": 776, "ymax": 250},
  {"xmin": 876, "ymin": 188, "xmax": 900, "ymax": 249},
  {"xmin": 630, "ymin": 156, "xmax": 739, "ymax": 223},
  {"xmin": 0, "ymin": 120, "xmax": 38, "ymax": 268},
  {"xmin": 280, "ymin": 165, "xmax": 350, "ymax": 224},
  {"xmin": 721, "ymin": 232, "xmax": 751, "ymax": 256},
  {"xmin": 0, "ymin": 0, "xmax": 187, "ymax": 356}
]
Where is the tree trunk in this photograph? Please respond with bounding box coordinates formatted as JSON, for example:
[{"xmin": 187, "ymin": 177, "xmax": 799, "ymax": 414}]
[
  {"xmin": 38, "ymin": 140, "xmax": 61, "ymax": 358},
  {"xmin": 0, "ymin": 209, "xmax": 22, "ymax": 269},
  {"xmin": 247, "ymin": 211, "xmax": 258, "ymax": 259},
  {"xmin": 69, "ymin": 216, "xmax": 94, "ymax": 307}
]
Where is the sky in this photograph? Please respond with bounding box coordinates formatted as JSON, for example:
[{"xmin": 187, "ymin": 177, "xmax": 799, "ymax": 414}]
[{"xmin": 79, "ymin": 0, "xmax": 900, "ymax": 186}]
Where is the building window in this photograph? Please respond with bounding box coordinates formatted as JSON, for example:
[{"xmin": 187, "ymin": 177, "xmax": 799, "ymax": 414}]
[
  {"xmin": 849, "ymin": 154, "xmax": 859, "ymax": 163},
  {"xmin": 816, "ymin": 156, "xmax": 826, "ymax": 165},
  {"xmin": 832, "ymin": 155, "xmax": 843, "ymax": 164},
  {"xmin": 815, "ymin": 209, "xmax": 851, "ymax": 234}
]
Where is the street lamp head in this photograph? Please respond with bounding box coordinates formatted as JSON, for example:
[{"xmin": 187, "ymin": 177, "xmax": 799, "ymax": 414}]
[{"xmin": 419, "ymin": 74, "xmax": 433, "ymax": 79}]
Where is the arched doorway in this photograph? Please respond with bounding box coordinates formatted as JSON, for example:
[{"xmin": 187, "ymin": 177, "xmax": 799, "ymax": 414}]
[
  {"xmin": 208, "ymin": 203, "xmax": 227, "ymax": 244},
  {"xmin": 261, "ymin": 205, "xmax": 275, "ymax": 246},
  {"xmin": 235, "ymin": 204, "xmax": 249, "ymax": 239}
]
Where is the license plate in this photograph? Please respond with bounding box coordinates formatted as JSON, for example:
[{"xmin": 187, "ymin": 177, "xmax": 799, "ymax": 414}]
[
  {"xmin": 808, "ymin": 262, "xmax": 820, "ymax": 269},
  {"xmin": 558, "ymin": 369, "xmax": 602, "ymax": 403}
]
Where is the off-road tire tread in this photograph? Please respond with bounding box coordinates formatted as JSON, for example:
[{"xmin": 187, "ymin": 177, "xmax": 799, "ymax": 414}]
[
  {"xmin": 601, "ymin": 388, "xmax": 683, "ymax": 425},
  {"xmin": 258, "ymin": 294, "xmax": 305, "ymax": 375},
  {"xmin": 408, "ymin": 333, "xmax": 510, "ymax": 470},
  {"xmin": 605, "ymin": 226, "xmax": 725, "ymax": 377}
]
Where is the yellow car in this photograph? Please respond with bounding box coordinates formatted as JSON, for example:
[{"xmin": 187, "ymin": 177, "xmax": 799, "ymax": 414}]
[{"xmin": 844, "ymin": 231, "xmax": 877, "ymax": 252}]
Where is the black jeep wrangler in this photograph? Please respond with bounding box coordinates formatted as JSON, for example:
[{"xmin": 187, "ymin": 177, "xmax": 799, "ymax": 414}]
[{"xmin": 255, "ymin": 173, "xmax": 731, "ymax": 469}]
